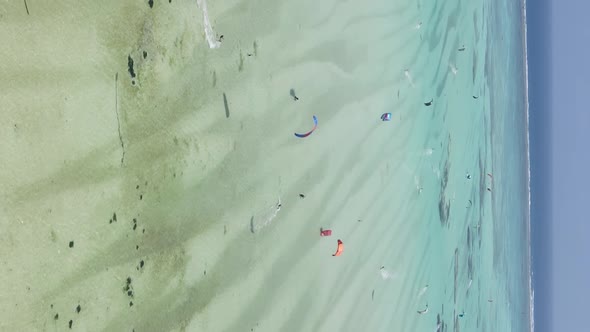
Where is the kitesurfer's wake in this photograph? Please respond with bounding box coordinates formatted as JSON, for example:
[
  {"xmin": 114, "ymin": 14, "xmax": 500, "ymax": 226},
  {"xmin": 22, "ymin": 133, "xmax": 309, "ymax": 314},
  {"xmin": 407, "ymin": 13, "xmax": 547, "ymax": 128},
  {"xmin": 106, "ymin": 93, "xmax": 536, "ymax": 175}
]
[
  {"xmin": 414, "ymin": 175, "xmax": 423, "ymax": 194},
  {"xmin": 404, "ymin": 69, "xmax": 415, "ymax": 88},
  {"xmin": 424, "ymin": 148, "xmax": 434, "ymax": 156},
  {"xmin": 449, "ymin": 63, "xmax": 458, "ymax": 75},
  {"xmin": 197, "ymin": 0, "xmax": 221, "ymax": 49},
  {"xmin": 380, "ymin": 266, "xmax": 396, "ymax": 280},
  {"xmin": 417, "ymin": 285, "xmax": 429, "ymax": 299},
  {"xmin": 250, "ymin": 196, "xmax": 282, "ymax": 233}
]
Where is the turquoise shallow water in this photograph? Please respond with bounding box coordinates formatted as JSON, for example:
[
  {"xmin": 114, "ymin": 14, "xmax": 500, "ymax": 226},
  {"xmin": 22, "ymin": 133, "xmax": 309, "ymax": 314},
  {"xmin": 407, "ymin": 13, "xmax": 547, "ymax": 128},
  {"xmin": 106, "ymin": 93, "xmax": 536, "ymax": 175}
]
[{"xmin": 404, "ymin": 0, "xmax": 529, "ymax": 331}]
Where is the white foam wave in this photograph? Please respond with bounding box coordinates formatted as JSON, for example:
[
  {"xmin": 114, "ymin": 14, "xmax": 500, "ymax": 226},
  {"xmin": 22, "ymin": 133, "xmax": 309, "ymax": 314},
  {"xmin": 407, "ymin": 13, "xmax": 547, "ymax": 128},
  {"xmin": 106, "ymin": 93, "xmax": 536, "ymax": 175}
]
[
  {"xmin": 522, "ymin": 0, "xmax": 535, "ymax": 332},
  {"xmin": 522, "ymin": 0, "xmax": 533, "ymax": 330}
]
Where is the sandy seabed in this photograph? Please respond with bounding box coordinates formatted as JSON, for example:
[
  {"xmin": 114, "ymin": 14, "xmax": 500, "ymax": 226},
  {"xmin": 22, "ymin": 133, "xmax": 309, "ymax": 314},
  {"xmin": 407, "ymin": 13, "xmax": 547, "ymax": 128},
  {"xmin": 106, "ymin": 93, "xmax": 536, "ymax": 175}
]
[{"xmin": 0, "ymin": 0, "xmax": 502, "ymax": 331}]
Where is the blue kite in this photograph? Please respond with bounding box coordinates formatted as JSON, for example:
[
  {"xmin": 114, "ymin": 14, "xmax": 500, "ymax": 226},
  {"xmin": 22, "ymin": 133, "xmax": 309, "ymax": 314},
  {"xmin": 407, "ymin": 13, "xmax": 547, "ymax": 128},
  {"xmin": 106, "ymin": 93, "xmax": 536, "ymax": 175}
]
[{"xmin": 294, "ymin": 115, "xmax": 318, "ymax": 138}]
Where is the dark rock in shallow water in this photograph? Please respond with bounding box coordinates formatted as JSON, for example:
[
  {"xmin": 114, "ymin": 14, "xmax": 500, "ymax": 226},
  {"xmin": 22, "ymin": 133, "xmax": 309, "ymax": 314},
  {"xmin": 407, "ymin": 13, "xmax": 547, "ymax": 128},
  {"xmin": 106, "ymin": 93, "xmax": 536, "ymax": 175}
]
[
  {"xmin": 223, "ymin": 93, "xmax": 230, "ymax": 118},
  {"xmin": 148, "ymin": 0, "xmax": 154, "ymax": 8}
]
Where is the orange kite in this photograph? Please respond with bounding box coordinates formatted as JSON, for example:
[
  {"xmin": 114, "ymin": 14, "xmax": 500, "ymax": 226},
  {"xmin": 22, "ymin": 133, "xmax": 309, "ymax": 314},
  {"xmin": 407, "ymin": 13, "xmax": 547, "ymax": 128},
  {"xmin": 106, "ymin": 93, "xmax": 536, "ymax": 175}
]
[{"xmin": 332, "ymin": 239, "xmax": 344, "ymax": 256}]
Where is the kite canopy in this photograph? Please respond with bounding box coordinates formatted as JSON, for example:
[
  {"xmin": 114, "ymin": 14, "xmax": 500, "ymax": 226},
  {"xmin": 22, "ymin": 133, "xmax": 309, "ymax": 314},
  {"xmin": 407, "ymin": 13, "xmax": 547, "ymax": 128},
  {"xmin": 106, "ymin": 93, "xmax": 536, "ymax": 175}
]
[
  {"xmin": 294, "ymin": 115, "xmax": 318, "ymax": 138},
  {"xmin": 381, "ymin": 113, "xmax": 392, "ymax": 121},
  {"xmin": 332, "ymin": 239, "xmax": 344, "ymax": 256}
]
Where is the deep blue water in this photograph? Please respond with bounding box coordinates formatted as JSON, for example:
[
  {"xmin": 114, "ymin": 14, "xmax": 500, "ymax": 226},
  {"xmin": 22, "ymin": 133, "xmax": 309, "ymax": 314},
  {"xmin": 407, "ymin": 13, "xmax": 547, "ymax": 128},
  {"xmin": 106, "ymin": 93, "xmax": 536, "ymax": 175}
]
[{"xmin": 526, "ymin": 0, "xmax": 552, "ymax": 331}]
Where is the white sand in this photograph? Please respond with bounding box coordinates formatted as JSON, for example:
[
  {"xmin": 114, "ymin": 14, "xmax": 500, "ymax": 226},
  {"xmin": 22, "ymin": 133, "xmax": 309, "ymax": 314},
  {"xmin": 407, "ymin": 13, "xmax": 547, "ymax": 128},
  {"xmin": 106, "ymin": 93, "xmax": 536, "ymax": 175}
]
[{"xmin": 0, "ymin": 0, "xmax": 493, "ymax": 331}]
